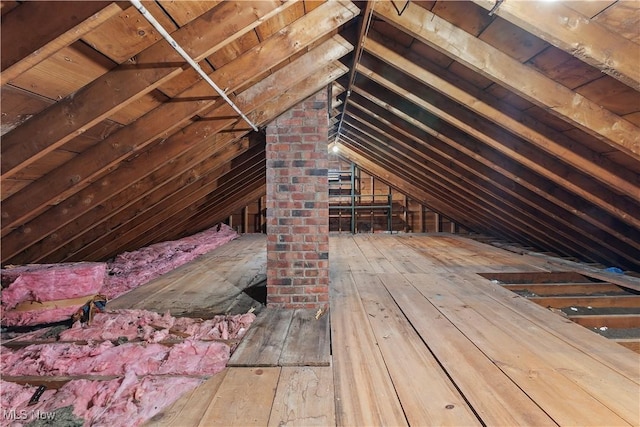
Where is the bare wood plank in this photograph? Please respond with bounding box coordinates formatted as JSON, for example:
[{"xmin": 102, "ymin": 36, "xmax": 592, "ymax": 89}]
[
  {"xmin": 615, "ymin": 339, "xmax": 640, "ymax": 353},
  {"xmin": 375, "ymin": 271, "xmax": 556, "ymax": 426},
  {"xmin": 503, "ymin": 282, "xmax": 628, "ymax": 296},
  {"xmin": 472, "ymin": 0, "xmax": 640, "ymax": 91},
  {"xmin": 0, "ymin": 1, "xmax": 124, "ymax": 84},
  {"xmin": 228, "ymin": 309, "xmax": 293, "ymax": 367},
  {"xmin": 355, "ymin": 59, "xmax": 640, "ymax": 232},
  {"xmin": 87, "ymin": 57, "xmax": 346, "ymax": 258},
  {"xmin": 146, "ymin": 369, "xmax": 228, "ymax": 427},
  {"xmin": 197, "ymin": 367, "xmax": 280, "ymax": 427},
  {"xmin": 278, "ymin": 309, "xmax": 330, "ymax": 367},
  {"xmin": 528, "ymin": 295, "xmax": 640, "ymax": 308},
  {"xmin": 1, "ymin": 3, "xmax": 357, "ymax": 238},
  {"xmin": 374, "ymin": 1, "xmax": 640, "ymax": 160},
  {"xmin": 404, "ymin": 272, "xmax": 633, "ymax": 426},
  {"xmin": 329, "ymin": 237, "xmax": 408, "ymax": 427},
  {"xmin": 353, "ymin": 271, "xmax": 481, "ymax": 426},
  {"xmin": 569, "ymin": 314, "xmax": 640, "ymax": 329},
  {"xmin": 267, "ymin": 366, "xmax": 335, "ymax": 427},
  {"xmin": 347, "ymin": 80, "xmax": 640, "ymax": 255},
  {"xmin": 448, "ymin": 270, "xmax": 640, "ymax": 423}
]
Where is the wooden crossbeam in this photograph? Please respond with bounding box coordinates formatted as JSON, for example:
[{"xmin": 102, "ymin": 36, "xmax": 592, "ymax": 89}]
[
  {"xmin": 528, "ymin": 295, "xmax": 640, "ymax": 309},
  {"xmin": 569, "ymin": 314, "xmax": 640, "ymax": 329},
  {"xmin": 503, "ymin": 283, "xmax": 627, "ymax": 296}
]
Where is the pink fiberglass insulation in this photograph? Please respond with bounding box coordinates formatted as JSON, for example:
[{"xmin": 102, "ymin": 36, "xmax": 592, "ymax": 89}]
[
  {"xmin": 103, "ymin": 223, "xmax": 238, "ymax": 299},
  {"xmin": 1, "ymin": 225, "xmax": 237, "ymax": 327},
  {"xmin": 0, "ymin": 374, "xmax": 203, "ymax": 427},
  {"xmin": 1, "ymin": 339, "xmax": 230, "ymax": 377},
  {"xmin": 0, "ymin": 263, "xmax": 106, "ymax": 326},
  {"xmin": 57, "ymin": 309, "xmax": 256, "ymax": 342}
]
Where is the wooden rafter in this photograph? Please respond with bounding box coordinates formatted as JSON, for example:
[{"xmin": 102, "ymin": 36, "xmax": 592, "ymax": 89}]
[
  {"xmin": 0, "ymin": 3, "xmax": 357, "ymax": 238},
  {"xmin": 355, "ymin": 60, "xmax": 640, "ymax": 230},
  {"xmin": 1, "ymin": 35, "xmax": 353, "ymax": 262},
  {"xmin": 374, "ymin": 1, "xmax": 640, "ymax": 160},
  {"xmin": 472, "ymin": 0, "xmax": 640, "ymax": 91},
  {"xmin": 0, "ymin": 1, "xmax": 126, "ymax": 84},
  {"xmin": 363, "ymin": 37, "xmax": 640, "ymax": 200}
]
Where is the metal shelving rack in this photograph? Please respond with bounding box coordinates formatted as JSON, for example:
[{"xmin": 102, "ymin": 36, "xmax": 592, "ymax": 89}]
[{"xmin": 329, "ymin": 164, "xmax": 392, "ymax": 233}]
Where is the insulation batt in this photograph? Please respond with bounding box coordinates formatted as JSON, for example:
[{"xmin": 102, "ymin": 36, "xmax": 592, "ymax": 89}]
[
  {"xmin": 0, "ymin": 375, "xmax": 203, "ymax": 427},
  {"xmin": 1, "ymin": 310, "xmax": 256, "ymax": 426},
  {"xmin": 56, "ymin": 309, "xmax": 256, "ymax": 342},
  {"xmin": 0, "ymin": 224, "xmax": 237, "ymax": 326},
  {"xmin": 1, "ymin": 311, "xmax": 256, "ymax": 377},
  {"xmin": 104, "ymin": 223, "xmax": 238, "ymax": 299},
  {"xmin": 0, "ymin": 263, "xmax": 106, "ymax": 326}
]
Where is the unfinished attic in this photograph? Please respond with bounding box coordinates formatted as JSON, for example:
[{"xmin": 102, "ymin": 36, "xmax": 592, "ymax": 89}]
[{"xmin": 1, "ymin": 0, "xmax": 639, "ymax": 425}]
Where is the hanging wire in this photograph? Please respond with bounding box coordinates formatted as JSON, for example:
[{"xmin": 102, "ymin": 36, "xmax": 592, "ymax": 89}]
[
  {"xmin": 335, "ymin": 0, "xmax": 377, "ymax": 144},
  {"xmin": 390, "ymin": 0, "xmax": 411, "ymax": 16}
]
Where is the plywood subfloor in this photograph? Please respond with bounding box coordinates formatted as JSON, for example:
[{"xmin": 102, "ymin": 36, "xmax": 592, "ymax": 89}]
[
  {"xmin": 109, "ymin": 234, "xmax": 267, "ymax": 317},
  {"xmin": 148, "ymin": 233, "xmax": 639, "ymax": 426}
]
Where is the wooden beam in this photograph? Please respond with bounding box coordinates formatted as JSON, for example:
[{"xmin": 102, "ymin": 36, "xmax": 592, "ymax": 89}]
[
  {"xmin": 0, "ymin": 0, "xmax": 299, "ymax": 179},
  {"xmin": 14, "ymin": 134, "xmax": 250, "ymax": 263},
  {"xmin": 346, "ymin": 81, "xmax": 640, "ymax": 256},
  {"xmin": 569, "ymin": 314, "xmax": 640, "ymax": 329},
  {"xmin": 1, "ymin": 36, "xmax": 353, "ymax": 262},
  {"xmin": 528, "ymin": 295, "xmax": 640, "ymax": 309},
  {"xmin": 363, "ymin": 37, "xmax": 640, "ymax": 201},
  {"xmin": 373, "ymin": 1, "xmax": 640, "ymax": 160},
  {"xmin": 338, "ymin": 141, "xmax": 493, "ymax": 238},
  {"xmin": 0, "ymin": 1, "xmax": 125, "ymax": 84},
  {"xmin": 503, "ymin": 282, "xmax": 627, "ymax": 296},
  {"xmin": 343, "ymin": 107, "xmax": 629, "ymax": 266},
  {"xmin": 82, "ymin": 148, "xmax": 265, "ymax": 260},
  {"xmin": 348, "ymin": 66, "xmax": 640, "ymax": 265},
  {"xmin": 342, "ymin": 124, "xmax": 564, "ymax": 253},
  {"xmin": 472, "ymin": 0, "xmax": 640, "ymax": 91},
  {"xmin": 355, "ymin": 58, "xmax": 640, "ymax": 231},
  {"xmin": 0, "ymin": 2, "xmax": 357, "ymax": 236},
  {"xmin": 345, "ymin": 91, "xmax": 638, "ymax": 264},
  {"xmin": 9, "ymin": 53, "xmax": 349, "ymax": 263}
]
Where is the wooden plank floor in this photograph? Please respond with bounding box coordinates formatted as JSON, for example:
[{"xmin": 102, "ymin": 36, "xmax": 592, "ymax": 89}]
[
  {"xmin": 110, "ymin": 234, "xmax": 267, "ymax": 317},
  {"xmin": 148, "ymin": 233, "xmax": 639, "ymax": 426}
]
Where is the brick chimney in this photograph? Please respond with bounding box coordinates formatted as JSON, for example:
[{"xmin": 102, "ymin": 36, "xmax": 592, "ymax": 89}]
[{"xmin": 265, "ymin": 89, "xmax": 329, "ymax": 309}]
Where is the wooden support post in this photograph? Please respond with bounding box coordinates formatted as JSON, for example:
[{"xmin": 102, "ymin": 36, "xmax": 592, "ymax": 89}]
[{"xmin": 243, "ymin": 206, "xmax": 249, "ymax": 234}]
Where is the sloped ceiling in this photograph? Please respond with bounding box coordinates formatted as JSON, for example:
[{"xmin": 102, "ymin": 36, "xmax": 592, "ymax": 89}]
[{"xmin": 1, "ymin": 1, "xmax": 639, "ymax": 271}]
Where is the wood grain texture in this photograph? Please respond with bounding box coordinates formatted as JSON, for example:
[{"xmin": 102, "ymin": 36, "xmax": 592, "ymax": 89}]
[
  {"xmin": 268, "ymin": 367, "xmax": 335, "ymax": 427},
  {"xmin": 329, "ymin": 236, "xmax": 409, "ymax": 427},
  {"xmin": 197, "ymin": 367, "xmax": 280, "ymax": 427},
  {"xmin": 228, "ymin": 309, "xmax": 293, "ymax": 367},
  {"xmin": 278, "ymin": 309, "xmax": 331, "ymax": 367},
  {"xmin": 374, "ymin": 1, "xmax": 640, "ymax": 160},
  {"xmin": 147, "ymin": 370, "xmax": 228, "ymax": 427}
]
